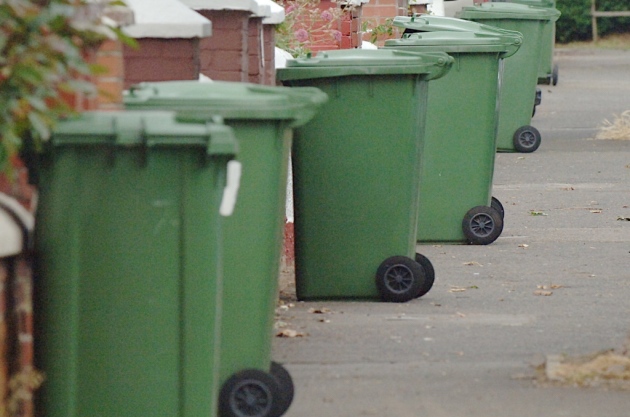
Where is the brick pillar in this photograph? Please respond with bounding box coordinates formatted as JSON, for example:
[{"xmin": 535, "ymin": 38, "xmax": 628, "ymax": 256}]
[
  {"xmin": 248, "ymin": 17, "xmax": 265, "ymax": 84},
  {"xmin": 94, "ymin": 39, "xmax": 125, "ymax": 110},
  {"xmin": 262, "ymin": 25, "xmax": 277, "ymax": 85},
  {"xmin": 123, "ymin": 38, "xmax": 200, "ymax": 89},
  {"xmin": 197, "ymin": 10, "xmax": 251, "ymax": 82},
  {"xmin": 339, "ymin": 4, "xmax": 363, "ymax": 49}
]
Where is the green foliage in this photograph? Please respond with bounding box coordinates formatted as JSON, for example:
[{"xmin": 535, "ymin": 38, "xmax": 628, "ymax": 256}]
[
  {"xmin": 361, "ymin": 18, "xmax": 396, "ymax": 44},
  {"xmin": 556, "ymin": 0, "xmax": 630, "ymax": 43},
  {"xmin": 0, "ymin": 0, "xmax": 123, "ymax": 172}
]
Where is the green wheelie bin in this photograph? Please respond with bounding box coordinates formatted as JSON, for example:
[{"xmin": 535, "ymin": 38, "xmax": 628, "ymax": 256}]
[
  {"xmin": 383, "ymin": 22, "xmax": 522, "ymax": 244},
  {"xmin": 457, "ymin": 2, "xmax": 561, "ymax": 153},
  {"xmin": 33, "ymin": 110, "xmax": 239, "ymax": 417},
  {"xmin": 492, "ymin": 0, "xmax": 559, "ymax": 85},
  {"xmin": 124, "ymin": 81, "xmax": 327, "ymax": 417},
  {"xmin": 277, "ymin": 49, "xmax": 453, "ymax": 302}
]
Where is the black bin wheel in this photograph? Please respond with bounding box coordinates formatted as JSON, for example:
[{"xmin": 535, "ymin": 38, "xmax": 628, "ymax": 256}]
[
  {"xmin": 414, "ymin": 253, "xmax": 435, "ymax": 298},
  {"xmin": 491, "ymin": 196, "xmax": 505, "ymax": 219},
  {"xmin": 462, "ymin": 206, "xmax": 504, "ymax": 245},
  {"xmin": 375, "ymin": 256, "xmax": 425, "ymax": 303},
  {"xmin": 219, "ymin": 369, "xmax": 282, "ymax": 417},
  {"xmin": 552, "ymin": 63, "xmax": 559, "ymax": 86},
  {"xmin": 513, "ymin": 125, "xmax": 541, "ymax": 153},
  {"xmin": 270, "ymin": 362, "xmax": 294, "ymax": 416}
]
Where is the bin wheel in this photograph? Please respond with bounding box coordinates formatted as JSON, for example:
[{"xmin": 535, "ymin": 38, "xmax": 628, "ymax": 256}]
[
  {"xmin": 270, "ymin": 362, "xmax": 294, "ymax": 416},
  {"xmin": 462, "ymin": 206, "xmax": 504, "ymax": 245},
  {"xmin": 219, "ymin": 369, "xmax": 282, "ymax": 417},
  {"xmin": 552, "ymin": 63, "xmax": 559, "ymax": 86},
  {"xmin": 491, "ymin": 196, "xmax": 505, "ymax": 219},
  {"xmin": 376, "ymin": 256, "xmax": 425, "ymax": 303},
  {"xmin": 414, "ymin": 253, "xmax": 435, "ymax": 298},
  {"xmin": 513, "ymin": 125, "xmax": 541, "ymax": 153}
]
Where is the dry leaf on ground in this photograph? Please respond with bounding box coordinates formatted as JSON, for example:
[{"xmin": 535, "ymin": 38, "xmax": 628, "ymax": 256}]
[
  {"xmin": 534, "ymin": 290, "xmax": 553, "ymax": 296},
  {"xmin": 308, "ymin": 307, "xmax": 331, "ymax": 314},
  {"xmin": 276, "ymin": 329, "xmax": 307, "ymax": 338}
]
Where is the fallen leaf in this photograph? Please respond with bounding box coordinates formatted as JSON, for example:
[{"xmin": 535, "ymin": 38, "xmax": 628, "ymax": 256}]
[
  {"xmin": 563, "ymin": 187, "xmax": 575, "ymax": 191},
  {"xmin": 456, "ymin": 312, "xmax": 466, "ymax": 318},
  {"xmin": 519, "ymin": 244, "xmax": 529, "ymax": 248},
  {"xmin": 530, "ymin": 211, "xmax": 548, "ymax": 216},
  {"xmin": 469, "ymin": 285, "xmax": 479, "ymax": 289},
  {"xmin": 617, "ymin": 216, "xmax": 630, "ymax": 221},
  {"xmin": 590, "ymin": 209, "xmax": 602, "ymax": 214},
  {"xmin": 308, "ymin": 307, "xmax": 331, "ymax": 314},
  {"xmin": 449, "ymin": 286, "xmax": 467, "ymax": 293},
  {"xmin": 276, "ymin": 329, "xmax": 307, "ymax": 338},
  {"xmin": 463, "ymin": 261, "xmax": 483, "ymax": 266},
  {"xmin": 534, "ymin": 290, "xmax": 553, "ymax": 296},
  {"xmin": 537, "ymin": 284, "xmax": 564, "ymax": 290},
  {"xmin": 318, "ymin": 319, "xmax": 331, "ymax": 323}
]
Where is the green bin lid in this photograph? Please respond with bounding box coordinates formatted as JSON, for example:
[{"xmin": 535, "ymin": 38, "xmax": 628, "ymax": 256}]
[
  {"xmin": 493, "ymin": 0, "xmax": 555, "ymax": 7},
  {"xmin": 384, "ymin": 30, "xmax": 522, "ymax": 58},
  {"xmin": 124, "ymin": 81, "xmax": 328, "ymax": 128},
  {"xmin": 51, "ymin": 110, "xmax": 238, "ymax": 157},
  {"xmin": 393, "ymin": 15, "xmax": 522, "ymax": 36},
  {"xmin": 276, "ymin": 49, "xmax": 453, "ymax": 82},
  {"xmin": 456, "ymin": 2, "xmax": 561, "ymax": 21}
]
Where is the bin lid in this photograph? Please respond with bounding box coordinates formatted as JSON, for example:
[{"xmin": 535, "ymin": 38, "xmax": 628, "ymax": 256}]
[
  {"xmin": 0, "ymin": 193, "xmax": 33, "ymax": 258},
  {"xmin": 384, "ymin": 30, "xmax": 522, "ymax": 57},
  {"xmin": 276, "ymin": 49, "xmax": 454, "ymax": 82},
  {"xmin": 393, "ymin": 15, "xmax": 520, "ymax": 35},
  {"xmin": 495, "ymin": 0, "xmax": 555, "ymax": 7},
  {"xmin": 124, "ymin": 81, "xmax": 328, "ymax": 128},
  {"xmin": 456, "ymin": 2, "xmax": 561, "ymax": 21},
  {"xmin": 51, "ymin": 110, "xmax": 238, "ymax": 157}
]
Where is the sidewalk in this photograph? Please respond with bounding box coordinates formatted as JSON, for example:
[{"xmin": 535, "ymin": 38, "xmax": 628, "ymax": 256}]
[{"xmin": 273, "ymin": 47, "xmax": 630, "ymax": 417}]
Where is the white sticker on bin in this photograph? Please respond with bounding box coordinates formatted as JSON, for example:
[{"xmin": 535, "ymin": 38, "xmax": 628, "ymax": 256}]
[{"xmin": 220, "ymin": 160, "xmax": 242, "ymax": 217}]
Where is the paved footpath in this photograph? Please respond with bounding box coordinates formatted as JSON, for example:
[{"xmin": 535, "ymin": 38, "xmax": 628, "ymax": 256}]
[{"xmin": 273, "ymin": 47, "xmax": 630, "ymax": 417}]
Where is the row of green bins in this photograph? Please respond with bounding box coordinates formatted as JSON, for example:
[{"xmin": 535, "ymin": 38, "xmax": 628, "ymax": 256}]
[
  {"xmin": 384, "ymin": 17, "xmax": 523, "ymax": 244},
  {"xmin": 34, "ymin": 111, "xmax": 239, "ymax": 417},
  {"xmin": 124, "ymin": 81, "xmax": 327, "ymax": 417},
  {"xmin": 277, "ymin": 49, "xmax": 454, "ymax": 302},
  {"xmin": 456, "ymin": 2, "xmax": 560, "ymax": 152},
  {"xmin": 492, "ymin": 0, "xmax": 559, "ymax": 85}
]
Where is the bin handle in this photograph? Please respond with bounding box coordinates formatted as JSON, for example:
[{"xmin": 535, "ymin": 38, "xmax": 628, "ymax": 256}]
[{"xmin": 219, "ymin": 160, "xmax": 242, "ymax": 217}]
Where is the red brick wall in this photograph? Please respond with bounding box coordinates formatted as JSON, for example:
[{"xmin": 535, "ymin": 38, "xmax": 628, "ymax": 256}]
[
  {"xmin": 197, "ymin": 10, "xmax": 251, "ymax": 82},
  {"xmin": 263, "ymin": 25, "xmax": 277, "ymax": 85},
  {"xmin": 248, "ymin": 17, "xmax": 265, "ymax": 84},
  {"xmin": 123, "ymin": 38, "xmax": 200, "ymax": 89}
]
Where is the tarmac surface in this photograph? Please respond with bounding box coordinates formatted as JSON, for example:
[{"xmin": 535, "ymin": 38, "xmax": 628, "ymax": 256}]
[{"xmin": 273, "ymin": 47, "xmax": 630, "ymax": 417}]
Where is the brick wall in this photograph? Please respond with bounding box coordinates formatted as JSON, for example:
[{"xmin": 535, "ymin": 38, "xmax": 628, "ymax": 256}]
[
  {"xmin": 198, "ymin": 10, "xmax": 251, "ymax": 82},
  {"xmin": 248, "ymin": 17, "xmax": 265, "ymax": 84},
  {"xmin": 362, "ymin": 0, "xmax": 408, "ymax": 44},
  {"xmin": 263, "ymin": 25, "xmax": 277, "ymax": 85},
  {"xmin": 123, "ymin": 38, "xmax": 200, "ymax": 89}
]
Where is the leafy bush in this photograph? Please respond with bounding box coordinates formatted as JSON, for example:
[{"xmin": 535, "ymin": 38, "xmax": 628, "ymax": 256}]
[
  {"xmin": 0, "ymin": 0, "xmax": 127, "ymax": 173},
  {"xmin": 556, "ymin": 0, "xmax": 630, "ymax": 43}
]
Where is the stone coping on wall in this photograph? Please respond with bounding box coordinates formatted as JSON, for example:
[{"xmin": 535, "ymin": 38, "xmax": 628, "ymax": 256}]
[
  {"xmin": 258, "ymin": 0, "xmax": 285, "ymax": 24},
  {"xmin": 179, "ymin": 0, "xmax": 270, "ymax": 18},
  {"xmin": 123, "ymin": 0, "xmax": 212, "ymax": 38}
]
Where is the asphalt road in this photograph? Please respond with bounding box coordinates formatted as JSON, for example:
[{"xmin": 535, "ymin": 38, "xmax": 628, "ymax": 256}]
[{"xmin": 273, "ymin": 47, "xmax": 630, "ymax": 417}]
